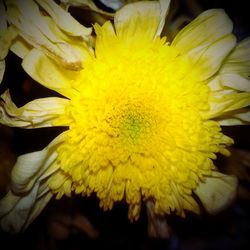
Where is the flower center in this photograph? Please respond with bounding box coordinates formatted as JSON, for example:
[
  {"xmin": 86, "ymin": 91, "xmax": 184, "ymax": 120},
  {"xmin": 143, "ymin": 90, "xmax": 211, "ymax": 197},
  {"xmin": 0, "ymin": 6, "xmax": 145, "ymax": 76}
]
[{"xmin": 53, "ymin": 31, "xmax": 233, "ymax": 219}]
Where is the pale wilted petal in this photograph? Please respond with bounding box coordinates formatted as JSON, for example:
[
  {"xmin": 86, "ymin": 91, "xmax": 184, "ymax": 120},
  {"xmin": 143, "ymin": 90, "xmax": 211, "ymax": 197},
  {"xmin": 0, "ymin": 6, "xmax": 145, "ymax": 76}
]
[
  {"xmin": 194, "ymin": 172, "xmax": 238, "ymax": 214},
  {"xmin": 114, "ymin": 1, "xmax": 160, "ymax": 40},
  {"xmin": 220, "ymin": 37, "xmax": 250, "ymax": 77},
  {"xmin": 0, "ymin": 90, "xmax": 69, "ymax": 128},
  {"xmin": 172, "ymin": 9, "xmax": 233, "ymax": 54},
  {"xmin": 35, "ymin": 0, "xmax": 92, "ymax": 39},
  {"xmin": 10, "ymin": 134, "xmax": 65, "ymax": 194},
  {"xmin": 22, "ymin": 49, "xmax": 80, "ymax": 98},
  {"xmin": 209, "ymin": 73, "xmax": 250, "ymax": 92},
  {"xmin": 0, "ymin": 183, "xmax": 39, "ymax": 233},
  {"xmin": 6, "ymin": 0, "xmax": 92, "ymax": 70}
]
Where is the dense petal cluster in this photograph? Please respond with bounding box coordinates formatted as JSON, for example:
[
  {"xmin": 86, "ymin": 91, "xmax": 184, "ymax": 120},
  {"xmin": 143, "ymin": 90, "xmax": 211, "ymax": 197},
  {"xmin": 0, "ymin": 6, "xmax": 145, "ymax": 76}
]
[{"xmin": 0, "ymin": 0, "xmax": 249, "ymax": 232}]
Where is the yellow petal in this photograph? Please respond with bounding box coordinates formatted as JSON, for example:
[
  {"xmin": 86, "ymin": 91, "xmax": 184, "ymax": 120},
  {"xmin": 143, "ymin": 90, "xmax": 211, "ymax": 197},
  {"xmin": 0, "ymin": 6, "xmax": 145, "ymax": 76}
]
[
  {"xmin": 172, "ymin": 9, "xmax": 233, "ymax": 54},
  {"xmin": 0, "ymin": 90, "xmax": 69, "ymax": 128},
  {"xmin": 220, "ymin": 37, "xmax": 250, "ymax": 77},
  {"xmin": 114, "ymin": 1, "xmax": 160, "ymax": 40},
  {"xmin": 22, "ymin": 49, "xmax": 80, "ymax": 98},
  {"xmin": 194, "ymin": 171, "xmax": 238, "ymax": 214}
]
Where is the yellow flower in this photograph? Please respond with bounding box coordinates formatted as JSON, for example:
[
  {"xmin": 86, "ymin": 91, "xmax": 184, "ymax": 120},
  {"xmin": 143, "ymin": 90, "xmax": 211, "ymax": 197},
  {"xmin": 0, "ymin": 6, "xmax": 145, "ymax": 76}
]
[{"xmin": 1, "ymin": 0, "xmax": 250, "ymax": 232}]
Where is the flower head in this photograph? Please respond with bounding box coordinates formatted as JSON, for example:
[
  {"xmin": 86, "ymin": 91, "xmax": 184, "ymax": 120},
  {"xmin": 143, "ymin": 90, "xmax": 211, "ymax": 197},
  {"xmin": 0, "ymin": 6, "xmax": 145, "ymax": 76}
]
[{"xmin": 0, "ymin": 0, "xmax": 250, "ymax": 232}]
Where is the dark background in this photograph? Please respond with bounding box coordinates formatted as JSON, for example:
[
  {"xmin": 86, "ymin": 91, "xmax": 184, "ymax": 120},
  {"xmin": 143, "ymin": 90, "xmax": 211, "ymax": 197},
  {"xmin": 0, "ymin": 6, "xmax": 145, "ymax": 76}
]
[{"xmin": 0, "ymin": 0, "xmax": 250, "ymax": 249}]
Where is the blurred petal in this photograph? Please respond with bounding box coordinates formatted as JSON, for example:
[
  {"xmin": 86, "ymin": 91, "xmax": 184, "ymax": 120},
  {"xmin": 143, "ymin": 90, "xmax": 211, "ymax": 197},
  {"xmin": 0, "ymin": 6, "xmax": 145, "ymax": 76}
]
[
  {"xmin": 194, "ymin": 171, "xmax": 238, "ymax": 214},
  {"xmin": 0, "ymin": 90, "xmax": 69, "ymax": 128},
  {"xmin": 172, "ymin": 9, "xmax": 233, "ymax": 54},
  {"xmin": 22, "ymin": 49, "xmax": 80, "ymax": 98},
  {"xmin": 220, "ymin": 37, "xmax": 250, "ymax": 77},
  {"xmin": 156, "ymin": 0, "xmax": 171, "ymax": 37},
  {"xmin": 114, "ymin": 1, "xmax": 160, "ymax": 40}
]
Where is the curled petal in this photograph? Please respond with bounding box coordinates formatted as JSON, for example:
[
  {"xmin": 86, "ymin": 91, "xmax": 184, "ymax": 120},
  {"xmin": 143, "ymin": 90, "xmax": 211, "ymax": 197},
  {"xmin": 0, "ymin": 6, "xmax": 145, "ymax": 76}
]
[
  {"xmin": 0, "ymin": 90, "xmax": 69, "ymax": 128},
  {"xmin": 194, "ymin": 171, "xmax": 238, "ymax": 214},
  {"xmin": 22, "ymin": 49, "xmax": 80, "ymax": 98}
]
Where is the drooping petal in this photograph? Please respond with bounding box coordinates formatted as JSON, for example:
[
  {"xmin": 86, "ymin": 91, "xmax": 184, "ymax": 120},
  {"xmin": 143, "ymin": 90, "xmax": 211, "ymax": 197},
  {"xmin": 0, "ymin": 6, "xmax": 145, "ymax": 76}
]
[
  {"xmin": 35, "ymin": 0, "xmax": 92, "ymax": 40},
  {"xmin": 0, "ymin": 90, "xmax": 69, "ymax": 128},
  {"xmin": 6, "ymin": 0, "xmax": 92, "ymax": 70},
  {"xmin": 172, "ymin": 9, "xmax": 233, "ymax": 54},
  {"xmin": 220, "ymin": 37, "xmax": 250, "ymax": 77},
  {"xmin": 194, "ymin": 171, "xmax": 238, "ymax": 214},
  {"xmin": 22, "ymin": 49, "xmax": 80, "ymax": 98},
  {"xmin": 114, "ymin": 1, "xmax": 161, "ymax": 40},
  {"xmin": 0, "ymin": 134, "xmax": 66, "ymax": 232},
  {"xmin": 0, "ymin": 183, "xmax": 39, "ymax": 233},
  {"xmin": 10, "ymin": 133, "xmax": 66, "ymax": 194}
]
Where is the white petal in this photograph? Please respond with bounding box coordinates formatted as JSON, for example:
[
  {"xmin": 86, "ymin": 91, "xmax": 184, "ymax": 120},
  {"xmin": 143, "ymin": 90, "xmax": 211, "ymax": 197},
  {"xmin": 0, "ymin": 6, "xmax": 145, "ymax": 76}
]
[
  {"xmin": 218, "ymin": 109, "xmax": 250, "ymax": 125},
  {"xmin": 220, "ymin": 37, "xmax": 250, "ymax": 77},
  {"xmin": 172, "ymin": 9, "xmax": 233, "ymax": 54},
  {"xmin": 0, "ymin": 90, "xmax": 69, "ymax": 128},
  {"xmin": 194, "ymin": 172, "xmax": 238, "ymax": 214}
]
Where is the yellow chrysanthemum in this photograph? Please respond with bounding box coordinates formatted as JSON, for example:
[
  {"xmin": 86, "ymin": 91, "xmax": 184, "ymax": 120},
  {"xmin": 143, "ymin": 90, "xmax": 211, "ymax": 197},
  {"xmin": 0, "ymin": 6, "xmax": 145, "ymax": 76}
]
[{"xmin": 0, "ymin": 0, "xmax": 250, "ymax": 232}]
